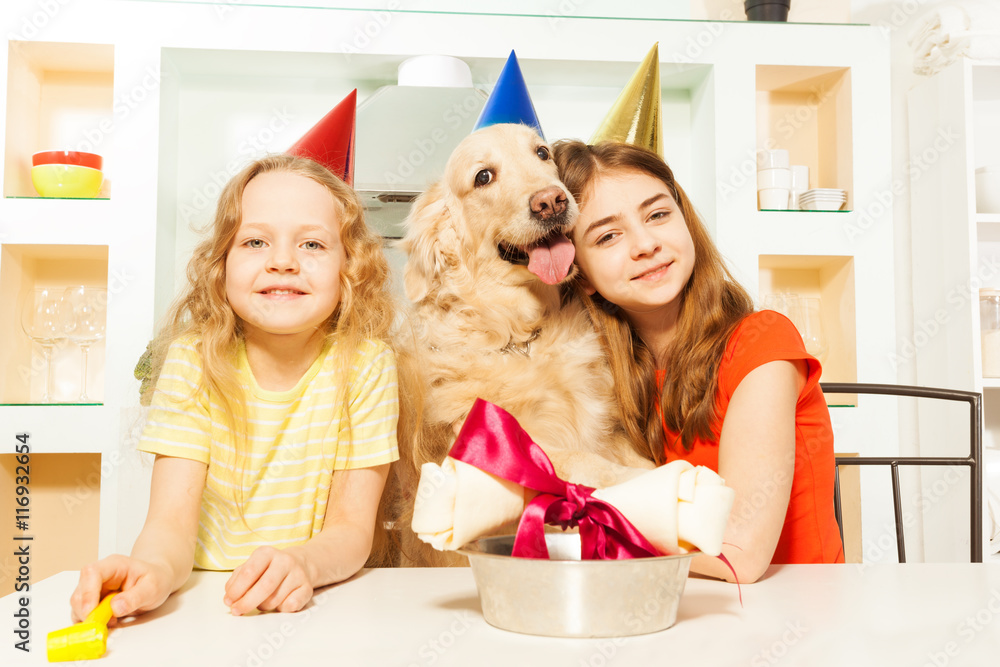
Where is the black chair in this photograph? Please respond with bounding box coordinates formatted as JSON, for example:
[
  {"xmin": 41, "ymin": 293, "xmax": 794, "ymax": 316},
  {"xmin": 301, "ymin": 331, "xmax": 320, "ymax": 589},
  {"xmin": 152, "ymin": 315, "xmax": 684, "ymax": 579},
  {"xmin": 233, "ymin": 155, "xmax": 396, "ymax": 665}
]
[{"xmin": 821, "ymin": 382, "xmax": 983, "ymax": 563}]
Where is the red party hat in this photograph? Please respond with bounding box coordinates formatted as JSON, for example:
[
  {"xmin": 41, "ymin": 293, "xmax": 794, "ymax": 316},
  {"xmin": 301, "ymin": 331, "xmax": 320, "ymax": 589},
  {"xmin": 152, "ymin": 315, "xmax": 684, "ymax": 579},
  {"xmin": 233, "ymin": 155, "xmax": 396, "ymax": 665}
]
[{"xmin": 287, "ymin": 89, "xmax": 357, "ymax": 186}]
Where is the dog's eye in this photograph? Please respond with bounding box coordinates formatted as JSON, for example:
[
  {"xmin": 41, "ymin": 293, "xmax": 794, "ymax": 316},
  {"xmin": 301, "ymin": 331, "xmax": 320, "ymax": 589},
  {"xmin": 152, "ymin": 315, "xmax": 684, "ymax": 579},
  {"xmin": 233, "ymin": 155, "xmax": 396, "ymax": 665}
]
[
  {"xmin": 474, "ymin": 169, "xmax": 495, "ymax": 187},
  {"xmin": 536, "ymin": 146, "xmax": 550, "ymax": 161}
]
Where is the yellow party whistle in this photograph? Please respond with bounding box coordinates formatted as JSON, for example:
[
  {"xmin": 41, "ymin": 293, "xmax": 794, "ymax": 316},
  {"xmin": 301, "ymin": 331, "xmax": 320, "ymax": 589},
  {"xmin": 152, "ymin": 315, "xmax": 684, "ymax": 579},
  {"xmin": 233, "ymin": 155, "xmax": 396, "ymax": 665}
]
[{"xmin": 47, "ymin": 592, "xmax": 117, "ymax": 662}]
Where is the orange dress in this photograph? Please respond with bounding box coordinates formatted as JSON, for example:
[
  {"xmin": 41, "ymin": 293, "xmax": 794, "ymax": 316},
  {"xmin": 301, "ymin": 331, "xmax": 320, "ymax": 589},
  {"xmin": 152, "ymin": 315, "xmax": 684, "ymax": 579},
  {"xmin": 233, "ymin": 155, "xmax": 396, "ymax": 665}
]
[{"xmin": 659, "ymin": 310, "xmax": 844, "ymax": 564}]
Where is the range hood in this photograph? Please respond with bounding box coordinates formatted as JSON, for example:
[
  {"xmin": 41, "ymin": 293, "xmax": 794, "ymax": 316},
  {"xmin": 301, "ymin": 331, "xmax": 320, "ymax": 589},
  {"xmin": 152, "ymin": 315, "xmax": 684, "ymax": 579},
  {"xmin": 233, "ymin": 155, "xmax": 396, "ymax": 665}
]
[{"xmin": 354, "ymin": 56, "xmax": 487, "ymax": 239}]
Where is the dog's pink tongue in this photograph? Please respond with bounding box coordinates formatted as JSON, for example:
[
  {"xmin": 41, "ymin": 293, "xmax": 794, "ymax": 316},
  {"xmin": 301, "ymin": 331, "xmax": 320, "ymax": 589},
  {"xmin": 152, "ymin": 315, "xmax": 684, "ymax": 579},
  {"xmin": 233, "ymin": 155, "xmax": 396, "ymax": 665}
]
[{"xmin": 527, "ymin": 234, "xmax": 576, "ymax": 285}]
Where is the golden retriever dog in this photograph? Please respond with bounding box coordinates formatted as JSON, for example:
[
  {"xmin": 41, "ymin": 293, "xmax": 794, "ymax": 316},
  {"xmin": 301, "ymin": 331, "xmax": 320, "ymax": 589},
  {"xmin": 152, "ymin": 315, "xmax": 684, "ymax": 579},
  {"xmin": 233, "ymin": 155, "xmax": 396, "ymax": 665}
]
[{"xmin": 394, "ymin": 123, "xmax": 654, "ymax": 566}]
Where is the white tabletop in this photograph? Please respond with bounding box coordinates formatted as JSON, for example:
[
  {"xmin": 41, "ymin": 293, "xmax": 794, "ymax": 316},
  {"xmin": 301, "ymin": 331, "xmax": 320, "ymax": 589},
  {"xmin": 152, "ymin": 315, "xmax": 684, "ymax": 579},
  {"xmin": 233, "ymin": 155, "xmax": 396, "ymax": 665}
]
[{"xmin": 4, "ymin": 563, "xmax": 1000, "ymax": 666}]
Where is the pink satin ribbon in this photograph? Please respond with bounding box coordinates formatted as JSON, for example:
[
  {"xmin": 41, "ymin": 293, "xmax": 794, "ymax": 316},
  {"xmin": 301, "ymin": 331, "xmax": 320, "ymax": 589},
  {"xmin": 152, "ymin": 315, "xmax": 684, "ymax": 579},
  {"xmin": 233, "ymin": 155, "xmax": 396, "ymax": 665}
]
[{"xmin": 448, "ymin": 398, "xmax": 661, "ymax": 560}]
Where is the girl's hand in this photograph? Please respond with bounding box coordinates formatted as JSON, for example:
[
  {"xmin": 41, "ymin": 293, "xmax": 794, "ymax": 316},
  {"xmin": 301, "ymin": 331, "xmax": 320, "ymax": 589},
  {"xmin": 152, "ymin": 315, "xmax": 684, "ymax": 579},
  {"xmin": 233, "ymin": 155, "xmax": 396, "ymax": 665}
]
[
  {"xmin": 222, "ymin": 464, "xmax": 391, "ymax": 615},
  {"xmin": 224, "ymin": 546, "xmax": 313, "ymax": 615},
  {"xmin": 70, "ymin": 554, "xmax": 174, "ymax": 624}
]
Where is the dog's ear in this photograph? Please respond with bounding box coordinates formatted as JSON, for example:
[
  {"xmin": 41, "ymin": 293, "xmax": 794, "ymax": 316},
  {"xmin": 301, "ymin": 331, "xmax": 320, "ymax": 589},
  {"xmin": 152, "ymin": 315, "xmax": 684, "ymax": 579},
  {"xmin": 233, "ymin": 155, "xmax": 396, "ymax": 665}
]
[{"xmin": 399, "ymin": 182, "xmax": 459, "ymax": 303}]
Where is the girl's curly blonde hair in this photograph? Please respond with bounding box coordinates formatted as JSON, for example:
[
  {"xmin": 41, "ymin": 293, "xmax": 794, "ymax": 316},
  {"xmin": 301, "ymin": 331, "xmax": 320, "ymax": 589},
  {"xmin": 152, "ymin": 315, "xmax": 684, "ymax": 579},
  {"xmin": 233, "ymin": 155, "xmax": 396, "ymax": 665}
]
[{"xmin": 145, "ymin": 153, "xmax": 398, "ymax": 566}]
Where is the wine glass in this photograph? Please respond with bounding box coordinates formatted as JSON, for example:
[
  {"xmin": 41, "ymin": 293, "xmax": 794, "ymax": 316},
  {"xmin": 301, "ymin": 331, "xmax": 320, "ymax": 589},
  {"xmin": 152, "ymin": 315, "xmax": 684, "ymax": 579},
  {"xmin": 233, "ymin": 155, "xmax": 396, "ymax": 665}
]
[
  {"xmin": 19, "ymin": 287, "xmax": 68, "ymax": 403},
  {"xmin": 799, "ymin": 297, "xmax": 829, "ymax": 363},
  {"xmin": 62, "ymin": 286, "xmax": 108, "ymax": 403},
  {"xmin": 762, "ymin": 292, "xmax": 804, "ymax": 330}
]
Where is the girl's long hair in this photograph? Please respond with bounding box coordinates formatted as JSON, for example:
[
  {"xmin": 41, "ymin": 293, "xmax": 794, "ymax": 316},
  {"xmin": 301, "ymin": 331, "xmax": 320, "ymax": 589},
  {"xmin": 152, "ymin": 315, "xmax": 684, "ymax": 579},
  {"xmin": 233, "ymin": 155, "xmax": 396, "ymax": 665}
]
[
  {"xmin": 144, "ymin": 153, "xmax": 398, "ymax": 566},
  {"xmin": 554, "ymin": 141, "xmax": 754, "ymax": 464}
]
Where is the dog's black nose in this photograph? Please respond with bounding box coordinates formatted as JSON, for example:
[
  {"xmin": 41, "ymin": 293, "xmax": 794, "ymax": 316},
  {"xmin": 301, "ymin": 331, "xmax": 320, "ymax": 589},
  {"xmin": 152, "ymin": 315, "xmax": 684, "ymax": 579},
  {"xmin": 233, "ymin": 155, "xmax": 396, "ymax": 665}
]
[{"xmin": 530, "ymin": 186, "xmax": 568, "ymax": 223}]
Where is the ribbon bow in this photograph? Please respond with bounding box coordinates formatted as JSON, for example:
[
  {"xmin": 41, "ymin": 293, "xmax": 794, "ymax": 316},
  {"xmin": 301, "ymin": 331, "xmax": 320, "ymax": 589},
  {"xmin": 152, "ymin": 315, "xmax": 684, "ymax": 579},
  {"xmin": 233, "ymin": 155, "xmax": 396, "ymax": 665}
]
[{"xmin": 449, "ymin": 398, "xmax": 660, "ymax": 560}]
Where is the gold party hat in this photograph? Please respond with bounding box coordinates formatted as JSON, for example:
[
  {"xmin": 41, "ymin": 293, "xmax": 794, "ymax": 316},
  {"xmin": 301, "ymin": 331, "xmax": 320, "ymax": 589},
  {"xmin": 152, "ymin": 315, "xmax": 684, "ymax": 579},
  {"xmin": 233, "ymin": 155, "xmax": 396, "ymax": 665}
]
[{"xmin": 590, "ymin": 44, "xmax": 662, "ymax": 156}]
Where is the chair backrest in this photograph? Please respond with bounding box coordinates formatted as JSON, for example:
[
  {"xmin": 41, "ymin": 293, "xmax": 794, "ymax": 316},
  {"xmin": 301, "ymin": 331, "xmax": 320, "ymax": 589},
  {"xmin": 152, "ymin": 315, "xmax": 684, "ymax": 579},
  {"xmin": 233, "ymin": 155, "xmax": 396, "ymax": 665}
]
[{"xmin": 821, "ymin": 382, "xmax": 983, "ymax": 563}]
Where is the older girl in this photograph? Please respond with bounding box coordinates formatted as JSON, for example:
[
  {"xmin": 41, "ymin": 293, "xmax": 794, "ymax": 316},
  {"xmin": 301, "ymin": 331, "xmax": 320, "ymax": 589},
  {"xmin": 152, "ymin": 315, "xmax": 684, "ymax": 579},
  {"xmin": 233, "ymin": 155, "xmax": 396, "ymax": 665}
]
[{"xmin": 554, "ymin": 140, "xmax": 844, "ymax": 582}]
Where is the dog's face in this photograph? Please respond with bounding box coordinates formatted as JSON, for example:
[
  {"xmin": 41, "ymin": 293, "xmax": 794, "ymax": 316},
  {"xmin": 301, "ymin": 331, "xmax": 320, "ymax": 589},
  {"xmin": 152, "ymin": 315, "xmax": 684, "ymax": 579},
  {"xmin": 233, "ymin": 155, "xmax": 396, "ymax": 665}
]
[{"xmin": 401, "ymin": 124, "xmax": 580, "ymax": 302}]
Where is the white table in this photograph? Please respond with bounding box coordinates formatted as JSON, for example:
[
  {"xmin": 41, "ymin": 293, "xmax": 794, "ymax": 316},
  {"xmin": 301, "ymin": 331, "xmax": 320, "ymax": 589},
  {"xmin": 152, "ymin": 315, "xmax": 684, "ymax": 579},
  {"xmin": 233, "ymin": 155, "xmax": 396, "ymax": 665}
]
[{"xmin": 4, "ymin": 564, "xmax": 1000, "ymax": 666}]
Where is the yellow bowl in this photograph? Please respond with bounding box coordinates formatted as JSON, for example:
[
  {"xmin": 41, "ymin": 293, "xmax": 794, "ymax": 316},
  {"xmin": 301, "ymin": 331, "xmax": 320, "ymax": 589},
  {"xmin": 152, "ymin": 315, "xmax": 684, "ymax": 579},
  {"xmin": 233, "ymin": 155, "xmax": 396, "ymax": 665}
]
[{"xmin": 31, "ymin": 164, "xmax": 104, "ymax": 198}]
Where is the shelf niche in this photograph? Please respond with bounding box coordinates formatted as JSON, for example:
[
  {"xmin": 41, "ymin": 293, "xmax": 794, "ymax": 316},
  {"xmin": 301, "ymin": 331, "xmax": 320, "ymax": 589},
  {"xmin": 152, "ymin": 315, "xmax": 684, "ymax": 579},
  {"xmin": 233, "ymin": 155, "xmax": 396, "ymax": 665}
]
[
  {"xmin": 3, "ymin": 40, "xmax": 114, "ymax": 199},
  {"xmin": 973, "ymin": 65, "xmax": 1000, "ymax": 215},
  {"xmin": 0, "ymin": 244, "xmax": 109, "ymax": 405},
  {"xmin": 758, "ymin": 254, "xmax": 857, "ymax": 405},
  {"xmin": 756, "ymin": 65, "xmax": 853, "ymax": 211},
  {"xmin": 0, "ymin": 453, "xmax": 100, "ymax": 597},
  {"xmin": 983, "ymin": 388, "xmax": 1000, "ymax": 451}
]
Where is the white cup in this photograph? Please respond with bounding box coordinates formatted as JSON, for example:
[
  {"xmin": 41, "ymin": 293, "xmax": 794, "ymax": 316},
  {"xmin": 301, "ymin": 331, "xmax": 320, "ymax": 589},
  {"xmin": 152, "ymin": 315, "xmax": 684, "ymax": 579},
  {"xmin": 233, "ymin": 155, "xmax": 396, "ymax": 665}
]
[
  {"xmin": 788, "ymin": 166, "xmax": 809, "ymax": 210},
  {"xmin": 790, "ymin": 165, "xmax": 809, "ymax": 191},
  {"xmin": 758, "ymin": 149, "xmax": 789, "ymax": 169},
  {"xmin": 759, "ymin": 188, "xmax": 790, "ymax": 210},
  {"xmin": 758, "ymin": 167, "xmax": 791, "ymax": 190}
]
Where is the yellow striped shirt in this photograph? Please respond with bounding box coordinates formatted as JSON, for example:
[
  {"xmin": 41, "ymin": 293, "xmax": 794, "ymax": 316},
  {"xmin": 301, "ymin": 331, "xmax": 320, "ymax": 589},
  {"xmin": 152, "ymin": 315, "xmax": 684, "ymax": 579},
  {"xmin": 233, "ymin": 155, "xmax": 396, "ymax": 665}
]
[{"xmin": 137, "ymin": 336, "xmax": 399, "ymax": 570}]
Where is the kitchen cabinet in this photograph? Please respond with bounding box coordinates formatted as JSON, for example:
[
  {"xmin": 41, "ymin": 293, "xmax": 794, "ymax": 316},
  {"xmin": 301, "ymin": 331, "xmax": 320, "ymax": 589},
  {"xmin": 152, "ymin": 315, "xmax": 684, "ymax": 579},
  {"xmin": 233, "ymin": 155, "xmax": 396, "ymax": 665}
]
[{"xmin": 909, "ymin": 60, "xmax": 1000, "ymax": 562}]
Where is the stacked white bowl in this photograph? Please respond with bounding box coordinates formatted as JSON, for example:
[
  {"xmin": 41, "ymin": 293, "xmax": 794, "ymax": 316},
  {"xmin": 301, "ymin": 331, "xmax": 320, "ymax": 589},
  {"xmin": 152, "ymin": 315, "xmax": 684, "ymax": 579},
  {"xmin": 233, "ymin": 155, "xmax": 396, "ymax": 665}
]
[
  {"xmin": 758, "ymin": 149, "xmax": 790, "ymax": 210},
  {"xmin": 799, "ymin": 188, "xmax": 847, "ymax": 211}
]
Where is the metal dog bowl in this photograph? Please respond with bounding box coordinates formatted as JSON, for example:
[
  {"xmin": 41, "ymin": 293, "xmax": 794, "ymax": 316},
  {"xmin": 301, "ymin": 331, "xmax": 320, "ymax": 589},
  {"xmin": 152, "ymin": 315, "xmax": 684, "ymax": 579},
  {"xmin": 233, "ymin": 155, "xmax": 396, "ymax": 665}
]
[{"xmin": 459, "ymin": 533, "xmax": 694, "ymax": 638}]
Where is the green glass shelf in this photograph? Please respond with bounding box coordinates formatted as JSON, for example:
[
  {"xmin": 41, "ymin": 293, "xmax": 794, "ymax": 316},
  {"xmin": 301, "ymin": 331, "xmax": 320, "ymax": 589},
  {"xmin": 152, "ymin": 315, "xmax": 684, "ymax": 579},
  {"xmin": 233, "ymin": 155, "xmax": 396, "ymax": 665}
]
[
  {"xmin": 759, "ymin": 209, "xmax": 852, "ymax": 213},
  {"xmin": 0, "ymin": 402, "xmax": 103, "ymax": 406},
  {"xmin": 123, "ymin": 1, "xmax": 870, "ymax": 26},
  {"xmin": 5, "ymin": 196, "xmax": 109, "ymax": 200}
]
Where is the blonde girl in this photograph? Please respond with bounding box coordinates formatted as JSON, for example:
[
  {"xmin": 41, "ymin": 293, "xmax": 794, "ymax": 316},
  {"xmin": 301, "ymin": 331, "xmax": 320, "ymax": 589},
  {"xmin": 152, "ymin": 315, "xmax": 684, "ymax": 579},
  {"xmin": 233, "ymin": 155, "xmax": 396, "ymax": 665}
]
[
  {"xmin": 71, "ymin": 154, "xmax": 399, "ymax": 620},
  {"xmin": 554, "ymin": 141, "xmax": 844, "ymax": 583}
]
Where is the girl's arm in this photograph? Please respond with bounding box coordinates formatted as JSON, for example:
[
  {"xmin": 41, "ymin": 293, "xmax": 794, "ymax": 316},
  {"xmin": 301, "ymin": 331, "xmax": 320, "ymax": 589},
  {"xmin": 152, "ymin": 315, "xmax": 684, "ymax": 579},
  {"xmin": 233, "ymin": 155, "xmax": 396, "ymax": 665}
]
[
  {"xmin": 70, "ymin": 455, "xmax": 206, "ymax": 620},
  {"xmin": 688, "ymin": 359, "xmax": 805, "ymax": 584},
  {"xmin": 223, "ymin": 463, "xmax": 390, "ymax": 615}
]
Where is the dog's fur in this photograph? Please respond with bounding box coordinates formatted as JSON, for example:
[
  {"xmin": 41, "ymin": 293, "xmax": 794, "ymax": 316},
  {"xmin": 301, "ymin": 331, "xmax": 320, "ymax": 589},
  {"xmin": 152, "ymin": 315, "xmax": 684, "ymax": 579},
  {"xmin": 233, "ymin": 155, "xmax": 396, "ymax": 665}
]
[{"xmin": 394, "ymin": 124, "xmax": 654, "ymax": 566}]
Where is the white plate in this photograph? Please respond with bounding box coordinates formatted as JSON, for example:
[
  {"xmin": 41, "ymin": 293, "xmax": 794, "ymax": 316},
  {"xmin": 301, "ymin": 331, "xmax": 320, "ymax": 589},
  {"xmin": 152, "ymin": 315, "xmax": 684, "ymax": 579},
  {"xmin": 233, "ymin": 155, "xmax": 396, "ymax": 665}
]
[
  {"xmin": 802, "ymin": 200, "xmax": 846, "ymax": 211},
  {"xmin": 800, "ymin": 193, "xmax": 846, "ymax": 200}
]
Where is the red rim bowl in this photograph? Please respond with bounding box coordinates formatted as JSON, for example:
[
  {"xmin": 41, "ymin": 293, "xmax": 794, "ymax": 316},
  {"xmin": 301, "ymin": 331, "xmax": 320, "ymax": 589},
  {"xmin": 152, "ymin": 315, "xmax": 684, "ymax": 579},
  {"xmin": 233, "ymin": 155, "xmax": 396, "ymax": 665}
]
[{"xmin": 32, "ymin": 151, "xmax": 103, "ymax": 170}]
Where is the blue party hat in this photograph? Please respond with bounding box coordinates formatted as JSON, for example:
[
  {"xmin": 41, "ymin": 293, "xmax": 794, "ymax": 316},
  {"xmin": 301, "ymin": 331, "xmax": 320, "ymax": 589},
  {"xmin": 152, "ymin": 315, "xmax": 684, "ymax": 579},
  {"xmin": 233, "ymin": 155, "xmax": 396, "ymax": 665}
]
[{"xmin": 473, "ymin": 51, "xmax": 544, "ymax": 139}]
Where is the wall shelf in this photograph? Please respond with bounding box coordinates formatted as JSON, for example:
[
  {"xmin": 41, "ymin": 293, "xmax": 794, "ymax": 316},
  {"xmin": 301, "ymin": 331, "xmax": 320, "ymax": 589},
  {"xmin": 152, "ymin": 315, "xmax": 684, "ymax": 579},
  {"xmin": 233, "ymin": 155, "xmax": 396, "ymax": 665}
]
[
  {"xmin": 3, "ymin": 40, "xmax": 114, "ymax": 199},
  {"xmin": 5, "ymin": 195, "xmax": 110, "ymax": 200},
  {"xmin": 0, "ymin": 405, "xmax": 111, "ymax": 454},
  {"xmin": 0, "ymin": 244, "xmax": 108, "ymax": 405},
  {"xmin": 756, "ymin": 65, "xmax": 853, "ymax": 211},
  {"xmin": 758, "ymin": 253, "xmax": 857, "ymax": 385},
  {"xmin": 759, "ymin": 208, "xmax": 850, "ymax": 213},
  {"xmin": 0, "ymin": 452, "xmax": 101, "ymax": 588}
]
